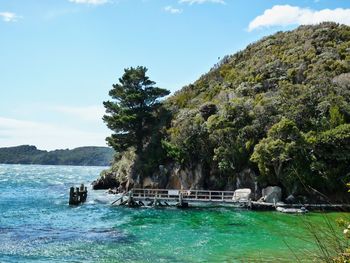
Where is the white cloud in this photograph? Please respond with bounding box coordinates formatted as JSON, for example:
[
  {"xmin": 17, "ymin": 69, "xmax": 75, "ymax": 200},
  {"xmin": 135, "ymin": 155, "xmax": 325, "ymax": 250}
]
[
  {"xmin": 0, "ymin": 116, "xmax": 108, "ymax": 150},
  {"xmin": 164, "ymin": 6, "xmax": 183, "ymax": 14},
  {"xmin": 179, "ymin": 0, "xmax": 225, "ymax": 5},
  {"xmin": 248, "ymin": 5, "xmax": 350, "ymax": 31},
  {"xmin": 69, "ymin": 0, "xmax": 108, "ymax": 5},
  {"xmin": 44, "ymin": 8, "xmax": 79, "ymax": 20},
  {"xmin": 53, "ymin": 105, "xmax": 105, "ymax": 122},
  {"xmin": 0, "ymin": 12, "xmax": 20, "ymax": 22}
]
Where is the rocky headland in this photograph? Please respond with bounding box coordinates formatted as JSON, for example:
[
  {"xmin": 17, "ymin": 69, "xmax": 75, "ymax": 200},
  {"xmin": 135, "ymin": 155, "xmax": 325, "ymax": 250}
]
[{"xmin": 94, "ymin": 23, "xmax": 350, "ymax": 204}]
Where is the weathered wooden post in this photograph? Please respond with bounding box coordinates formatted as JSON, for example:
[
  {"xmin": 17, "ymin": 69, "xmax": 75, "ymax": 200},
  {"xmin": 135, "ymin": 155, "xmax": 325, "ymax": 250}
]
[
  {"xmin": 83, "ymin": 186, "xmax": 88, "ymax": 202},
  {"xmin": 127, "ymin": 192, "xmax": 133, "ymax": 207},
  {"xmin": 69, "ymin": 184, "xmax": 88, "ymax": 205},
  {"xmin": 79, "ymin": 184, "xmax": 88, "ymax": 203},
  {"xmin": 153, "ymin": 196, "xmax": 158, "ymax": 207},
  {"xmin": 176, "ymin": 192, "xmax": 188, "ymax": 208},
  {"xmin": 126, "ymin": 190, "xmax": 139, "ymax": 207},
  {"xmin": 69, "ymin": 187, "xmax": 75, "ymax": 205}
]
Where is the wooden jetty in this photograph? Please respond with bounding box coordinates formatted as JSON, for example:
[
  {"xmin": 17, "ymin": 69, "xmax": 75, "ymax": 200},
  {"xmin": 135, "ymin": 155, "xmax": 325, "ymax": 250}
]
[
  {"xmin": 112, "ymin": 188, "xmax": 350, "ymax": 212},
  {"xmin": 69, "ymin": 184, "xmax": 88, "ymax": 205},
  {"xmin": 113, "ymin": 188, "xmax": 247, "ymax": 208}
]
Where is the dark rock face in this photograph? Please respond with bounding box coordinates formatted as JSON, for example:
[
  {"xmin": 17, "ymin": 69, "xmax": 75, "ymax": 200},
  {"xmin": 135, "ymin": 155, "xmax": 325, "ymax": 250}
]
[
  {"xmin": 236, "ymin": 168, "xmax": 259, "ymax": 200},
  {"xmin": 164, "ymin": 163, "xmax": 206, "ymax": 190},
  {"xmin": 261, "ymin": 186, "xmax": 282, "ymax": 203},
  {"xmin": 92, "ymin": 173, "xmax": 119, "ymax": 190}
]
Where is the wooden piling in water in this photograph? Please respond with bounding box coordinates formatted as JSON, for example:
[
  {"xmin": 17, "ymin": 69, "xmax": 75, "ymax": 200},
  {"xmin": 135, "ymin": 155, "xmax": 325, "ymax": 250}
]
[{"xmin": 69, "ymin": 184, "xmax": 88, "ymax": 205}]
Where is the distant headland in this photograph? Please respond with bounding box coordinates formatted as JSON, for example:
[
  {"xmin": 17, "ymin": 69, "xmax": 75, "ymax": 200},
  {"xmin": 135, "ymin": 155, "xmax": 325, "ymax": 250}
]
[{"xmin": 0, "ymin": 145, "xmax": 115, "ymax": 166}]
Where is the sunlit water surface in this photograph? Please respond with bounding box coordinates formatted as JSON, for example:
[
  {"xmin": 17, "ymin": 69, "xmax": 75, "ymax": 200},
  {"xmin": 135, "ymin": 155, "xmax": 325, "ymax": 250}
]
[{"xmin": 0, "ymin": 164, "xmax": 348, "ymax": 262}]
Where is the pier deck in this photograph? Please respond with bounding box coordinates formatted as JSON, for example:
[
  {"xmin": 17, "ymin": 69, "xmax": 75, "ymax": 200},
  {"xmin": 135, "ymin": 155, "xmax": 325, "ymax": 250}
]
[{"xmin": 112, "ymin": 188, "xmax": 350, "ymax": 211}]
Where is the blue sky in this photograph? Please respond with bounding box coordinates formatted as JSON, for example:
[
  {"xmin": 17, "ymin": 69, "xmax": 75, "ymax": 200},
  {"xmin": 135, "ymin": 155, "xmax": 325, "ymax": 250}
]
[{"xmin": 1, "ymin": 0, "xmax": 350, "ymax": 150}]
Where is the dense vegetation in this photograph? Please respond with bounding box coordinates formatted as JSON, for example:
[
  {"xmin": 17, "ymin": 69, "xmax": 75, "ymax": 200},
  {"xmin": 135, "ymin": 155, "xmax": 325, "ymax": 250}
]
[
  {"xmin": 0, "ymin": 145, "xmax": 115, "ymax": 166},
  {"xmin": 104, "ymin": 23, "xmax": 350, "ymax": 201}
]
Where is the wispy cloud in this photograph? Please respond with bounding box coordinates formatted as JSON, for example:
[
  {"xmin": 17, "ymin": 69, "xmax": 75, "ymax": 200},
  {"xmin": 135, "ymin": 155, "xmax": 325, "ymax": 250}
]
[
  {"xmin": 179, "ymin": 0, "xmax": 225, "ymax": 5},
  {"xmin": 164, "ymin": 6, "xmax": 183, "ymax": 14},
  {"xmin": 248, "ymin": 5, "xmax": 350, "ymax": 31},
  {"xmin": 0, "ymin": 12, "xmax": 20, "ymax": 22},
  {"xmin": 0, "ymin": 116, "xmax": 108, "ymax": 150},
  {"xmin": 69, "ymin": 0, "xmax": 108, "ymax": 5},
  {"xmin": 44, "ymin": 8, "xmax": 79, "ymax": 20},
  {"xmin": 53, "ymin": 105, "xmax": 105, "ymax": 122}
]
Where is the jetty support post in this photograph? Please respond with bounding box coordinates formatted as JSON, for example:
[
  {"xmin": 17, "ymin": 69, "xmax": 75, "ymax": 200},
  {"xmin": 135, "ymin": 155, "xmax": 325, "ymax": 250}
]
[
  {"xmin": 79, "ymin": 184, "xmax": 88, "ymax": 203},
  {"xmin": 69, "ymin": 187, "xmax": 76, "ymax": 205},
  {"xmin": 69, "ymin": 184, "xmax": 88, "ymax": 205},
  {"xmin": 176, "ymin": 192, "xmax": 188, "ymax": 208},
  {"xmin": 126, "ymin": 190, "xmax": 139, "ymax": 207}
]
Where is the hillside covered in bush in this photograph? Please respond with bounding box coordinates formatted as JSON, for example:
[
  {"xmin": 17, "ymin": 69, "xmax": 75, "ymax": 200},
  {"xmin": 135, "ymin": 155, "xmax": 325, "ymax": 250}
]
[
  {"xmin": 102, "ymin": 23, "xmax": 350, "ymax": 202},
  {"xmin": 0, "ymin": 145, "xmax": 115, "ymax": 166}
]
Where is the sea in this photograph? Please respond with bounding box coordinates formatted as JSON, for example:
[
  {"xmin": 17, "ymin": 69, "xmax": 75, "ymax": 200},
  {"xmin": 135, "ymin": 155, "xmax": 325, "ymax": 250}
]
[{"xmin": 0, "ymin": 164, "xmax": 348, "ymax": 262}]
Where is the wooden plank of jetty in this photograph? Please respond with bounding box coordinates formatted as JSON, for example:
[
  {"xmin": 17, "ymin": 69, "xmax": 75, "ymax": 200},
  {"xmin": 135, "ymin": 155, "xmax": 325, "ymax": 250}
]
[{"xmin": 111, "ymin": 188, "xmax": 350, "ymax": 211}]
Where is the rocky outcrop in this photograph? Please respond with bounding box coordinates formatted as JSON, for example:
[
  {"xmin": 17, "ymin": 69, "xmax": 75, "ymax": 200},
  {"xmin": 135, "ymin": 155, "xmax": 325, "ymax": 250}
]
[
  {"xmin": 261, "ymin": 186, "xmax": 282, "ymax": 203},
  {"xmin": 142, "ymin": 176, "xmax": 159, "ymax": 189},
  {"xmin": 92, "ymin": 172, "xmax": 119, "ymax": 190},
  {"xmin": 285, "ymin": 194, "xmax": 295, "ymax": 204},
  {"xmin": 165, "ymin": 164, "xmax": 205, "ymax": 190},
  {"xmin": 236, "ymin": 168, "xmax": 259, "ymax": 199}
]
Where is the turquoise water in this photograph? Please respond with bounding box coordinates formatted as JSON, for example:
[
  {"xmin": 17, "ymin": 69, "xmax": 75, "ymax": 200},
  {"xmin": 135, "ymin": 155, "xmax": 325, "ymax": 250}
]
[{"xmin": 0, "ymin": 164, "xmax": 347, "ymax": 262}]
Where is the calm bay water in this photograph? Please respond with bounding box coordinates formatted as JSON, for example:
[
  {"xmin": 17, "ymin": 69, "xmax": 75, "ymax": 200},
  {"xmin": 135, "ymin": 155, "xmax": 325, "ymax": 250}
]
[{"xmin": 0, "ymin": 164, "xmax": 347, "ymax": 262}]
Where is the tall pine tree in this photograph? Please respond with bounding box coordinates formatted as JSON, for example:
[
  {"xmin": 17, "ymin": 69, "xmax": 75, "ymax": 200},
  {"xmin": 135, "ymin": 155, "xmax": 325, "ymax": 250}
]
[{"xmin": 103, "ymin": 66, "xmax": 170, "ymax": 154}]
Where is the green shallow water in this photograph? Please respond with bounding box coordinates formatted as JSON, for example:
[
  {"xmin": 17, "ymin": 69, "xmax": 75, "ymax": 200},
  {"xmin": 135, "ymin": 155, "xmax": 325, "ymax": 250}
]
[{"xmin": 0, "ymin": 164, "xmax": 348, "ymax": 262}]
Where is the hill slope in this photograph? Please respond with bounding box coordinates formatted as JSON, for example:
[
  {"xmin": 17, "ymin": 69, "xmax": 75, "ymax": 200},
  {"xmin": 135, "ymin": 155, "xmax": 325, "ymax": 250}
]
[
  {"xmin": 0, "ymin": 145, "xmax": 115, "ymax": 166},
  {"xmin": 104, "ymin": 23, "xmax": 350, "ymax": 202}
]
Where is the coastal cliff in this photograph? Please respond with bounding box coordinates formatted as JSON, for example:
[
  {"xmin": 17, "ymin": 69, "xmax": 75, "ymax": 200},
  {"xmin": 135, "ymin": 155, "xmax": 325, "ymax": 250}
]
[{"xmin": 96, "ymin": 23, "xmax": 350, "ymax": 202}]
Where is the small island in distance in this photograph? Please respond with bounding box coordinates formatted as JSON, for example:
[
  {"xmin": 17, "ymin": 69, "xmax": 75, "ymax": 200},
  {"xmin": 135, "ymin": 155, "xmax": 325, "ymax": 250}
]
[{"xmin": 0, "ymin": 145, "xmax": 115, "ymax": 166}]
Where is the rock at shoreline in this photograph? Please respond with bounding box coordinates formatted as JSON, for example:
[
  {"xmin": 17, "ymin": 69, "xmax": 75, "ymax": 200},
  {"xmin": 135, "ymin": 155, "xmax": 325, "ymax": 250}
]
[
  {"xmin": 236, "ymin": 168, "xmax": 259, "ymax": 200},
  {"xmin": 92, "ymin": 173, "xmax": 119, "ymax": 190},
  {"xmin": 261, "ymin": 186, "xmax": 282, "ymax": 203},
  {"xmin": 285, "ymin": 194, "xmax": 295, "ymax": 204},
  {"xmin": 232, "ymin": 188, "xmax": 251, "ymax": 202}
]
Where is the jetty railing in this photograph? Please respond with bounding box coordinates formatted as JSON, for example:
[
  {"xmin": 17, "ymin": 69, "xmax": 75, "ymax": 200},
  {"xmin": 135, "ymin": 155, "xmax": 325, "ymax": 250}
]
[{"xmin": 131, "ymin": 188, "xmax": 236, "ymax": 203}]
